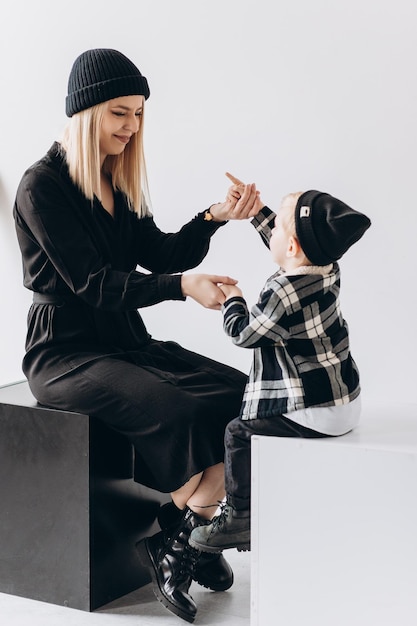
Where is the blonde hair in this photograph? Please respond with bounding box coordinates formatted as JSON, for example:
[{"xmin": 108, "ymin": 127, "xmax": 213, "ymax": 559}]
[
  {"xmin": 281, "ymin": 191, "xmax": 315, "ymax": 265},
  {"xmin": 280, "ymin": 191, "xmax": 303, "ymax": 236},
  {"xmin": 60, "ymin": 102, "xmax": 151, "ymax": 217}
]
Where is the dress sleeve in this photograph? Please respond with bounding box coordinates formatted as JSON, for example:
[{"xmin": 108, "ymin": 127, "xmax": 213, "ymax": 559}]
[
  {"xmin": 131, "ymin": 210, "xmax": 226, "ymax": 274},
  {"xmin": 14, "ymin": 167, "xmax": 188, "ymax": 311}
]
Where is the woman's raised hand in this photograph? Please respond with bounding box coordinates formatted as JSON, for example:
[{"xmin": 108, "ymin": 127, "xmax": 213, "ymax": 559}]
[
  {"xmin": 208, "ymin": 172, "xmax": 264, "ymax": 222},
  {"xmin": 181, "ymin": 274, "xmax": 239, "ymax": 310}
]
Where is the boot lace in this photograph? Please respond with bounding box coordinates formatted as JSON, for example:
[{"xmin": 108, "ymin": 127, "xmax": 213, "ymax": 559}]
[
  {"xmin": 210, "ymin": 501, "xmax": 230, "ymax": 533},
  {"xmin": 180, "ymin": 543, "xmax": 199, "ymax": 578}
]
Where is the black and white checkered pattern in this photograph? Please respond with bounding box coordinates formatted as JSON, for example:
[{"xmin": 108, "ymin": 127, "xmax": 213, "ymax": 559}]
[{"xmin": 222, "ymin": 208, "xmax": 361, "ymax": 420}]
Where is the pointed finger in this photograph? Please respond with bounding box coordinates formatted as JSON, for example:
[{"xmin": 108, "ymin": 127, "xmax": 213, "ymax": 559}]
[{"xmin": 225, "ymin": 172, "xmax": 245, "ymax": 186}]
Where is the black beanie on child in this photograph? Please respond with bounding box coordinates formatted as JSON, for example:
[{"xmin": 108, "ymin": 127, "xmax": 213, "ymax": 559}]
[
  {"xmin": 66, "ymin": 48, "xmax": 150, "ymax": 117},
  {"xmin": 295, "ymin": 190, "xmax": 371, "ymax": 266}
]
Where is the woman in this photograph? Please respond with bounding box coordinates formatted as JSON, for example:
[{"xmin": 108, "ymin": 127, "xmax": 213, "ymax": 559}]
[{"xmin": 13, "ymin": 48, "xmax": 259, "ymax": 623}]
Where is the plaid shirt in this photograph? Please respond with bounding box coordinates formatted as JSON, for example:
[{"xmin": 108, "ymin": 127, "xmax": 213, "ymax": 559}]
[{"xmin": 222, "ymin": 207, "xmax": 361, "ymax": 420}]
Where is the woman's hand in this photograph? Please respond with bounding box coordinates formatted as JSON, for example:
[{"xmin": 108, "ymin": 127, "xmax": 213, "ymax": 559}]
[
  {"xmin": 209, "ymin": 172, "xmax": 265, "ymax": 222},
  {"xmin": 181, "ymin": 274, "xmax": 239, "ymax": 310}
]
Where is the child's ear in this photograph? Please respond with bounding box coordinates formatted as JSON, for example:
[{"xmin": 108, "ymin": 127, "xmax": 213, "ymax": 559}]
[{"xmin": 286, "ymin": 235, "xmax": 302, "ymax": 258}]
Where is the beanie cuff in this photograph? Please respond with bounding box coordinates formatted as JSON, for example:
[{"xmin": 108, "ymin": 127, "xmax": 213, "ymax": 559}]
[
  {"xmin": 66, "ymin": 74, "xmax": 150, "ymax": 116},
  {"xmin": 295, "ymin": 191, "xmax": 332, "ymax": 265}
]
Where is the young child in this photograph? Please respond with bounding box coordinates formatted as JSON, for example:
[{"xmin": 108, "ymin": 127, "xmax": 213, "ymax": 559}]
[{"xmin": 189, "ymin": 186, "xmax": 371, "ymax": 553}]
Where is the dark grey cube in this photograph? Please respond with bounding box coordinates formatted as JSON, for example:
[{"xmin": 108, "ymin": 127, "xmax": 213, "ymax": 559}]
[{"xmin": 0, "ymin": 380, "xmax": 167, "ymax": 611}]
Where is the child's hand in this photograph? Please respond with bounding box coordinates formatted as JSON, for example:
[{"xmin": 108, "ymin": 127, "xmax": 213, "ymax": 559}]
[{"xmin": 219, "ymin": 283, "xmax": 243, "ymax": 300}]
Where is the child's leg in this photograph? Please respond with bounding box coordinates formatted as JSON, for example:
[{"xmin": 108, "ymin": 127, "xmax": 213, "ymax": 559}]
[
  {"xmin": 225, "ymin": 414, "xmax": 326, "ymax": 512},
  {"xmin": 189, "ymin": 415, "xmax": 327, "ymax": 553},
  {"xmin": 224, "ymin": 416, "xmax": 255, "ymax": 512}
]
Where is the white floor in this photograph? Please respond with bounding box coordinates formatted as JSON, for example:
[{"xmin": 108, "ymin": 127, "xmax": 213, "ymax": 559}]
[{"xmin": 0, "ymin": 550, "xmax": 250, "ymax": 626}]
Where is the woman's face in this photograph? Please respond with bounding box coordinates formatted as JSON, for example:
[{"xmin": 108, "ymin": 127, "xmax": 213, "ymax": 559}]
[{"xmin": 99, "ymin": 95, "xmax": 144, "ymax": 161}]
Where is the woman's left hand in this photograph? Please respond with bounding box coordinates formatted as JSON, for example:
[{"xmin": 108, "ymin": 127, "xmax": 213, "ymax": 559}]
[{"xmin": 209, "ymin": 173, "xmax": 265, "ymax": 222}]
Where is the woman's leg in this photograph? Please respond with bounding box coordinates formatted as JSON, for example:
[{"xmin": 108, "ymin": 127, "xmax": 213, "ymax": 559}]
[
  {"xmin": 28, "ymin": 344, "xmax": 245, "ymax": 621},
  {"xmin": 171, "ymin": 463, "xmax": 225, "ymax": 520},
  {"xmin": 138, "ymin": 462, "xmax": 232, "ymax": 621},
  {"xmin": 171, "ymin": 473, "xmax": 203, "ymax": 510},
  {"xmin": 29, "ymin": 350, "xmax": 242, "ymax": 494}
]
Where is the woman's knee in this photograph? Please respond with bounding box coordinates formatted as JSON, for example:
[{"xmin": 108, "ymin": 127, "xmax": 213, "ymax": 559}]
[{"xmin": 171, "ymin": 472, "xmax": 203, "ymax": 509}]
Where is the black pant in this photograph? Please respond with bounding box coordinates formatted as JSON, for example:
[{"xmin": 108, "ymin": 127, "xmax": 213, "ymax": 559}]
[{"xmin": 225, "ymin": 414, "xmax": 328, "ymax": 511}]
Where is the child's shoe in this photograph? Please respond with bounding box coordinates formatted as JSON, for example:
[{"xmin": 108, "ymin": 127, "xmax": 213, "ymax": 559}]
[{"xmin": 189, "ymin": 502, "xmax": 250, "ymax": 553}]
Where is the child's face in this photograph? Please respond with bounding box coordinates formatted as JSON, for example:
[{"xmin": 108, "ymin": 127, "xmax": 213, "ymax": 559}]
[{"xmin": 269, "ymin": 197, "xmax": 297, "ymax": 268}]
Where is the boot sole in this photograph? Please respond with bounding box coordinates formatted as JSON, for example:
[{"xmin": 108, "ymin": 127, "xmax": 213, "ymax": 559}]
[
  {"xmin": 189, "ymin": 536, "xmax": 251, "ymax": 553},
  {"xmin": 136, "ymin": 539, "xmax": 196, "ymax": 624},
  {"xmin": 194, "ymin": 576, "xmax": 234, "ymax": 592}
]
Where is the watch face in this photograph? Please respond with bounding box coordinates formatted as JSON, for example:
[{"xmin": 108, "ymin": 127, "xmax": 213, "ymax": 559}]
[{"xmin": 204, "ymin": 210, "xmax": 213, "ymax": 221}]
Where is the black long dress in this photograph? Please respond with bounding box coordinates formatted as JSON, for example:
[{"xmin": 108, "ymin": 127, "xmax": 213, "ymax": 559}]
[{"xmin": 13, "ymin": 143, "xmax": 247, "ymax": 492}]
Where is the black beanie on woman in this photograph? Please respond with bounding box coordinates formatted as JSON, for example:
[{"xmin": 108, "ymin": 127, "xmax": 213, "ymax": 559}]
[{"xmin": 66, "ymin": 48, "xmax": 150, "ymax": 117}]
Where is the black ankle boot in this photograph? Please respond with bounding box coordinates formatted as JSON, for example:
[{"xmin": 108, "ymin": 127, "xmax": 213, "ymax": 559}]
[
  {"xmin": 158, "ymin": 502, "xmax": 234, "ymax": 591},
  {"xmin": 136, "ymin": 507, "xmax": 200, "ymax": 623}
]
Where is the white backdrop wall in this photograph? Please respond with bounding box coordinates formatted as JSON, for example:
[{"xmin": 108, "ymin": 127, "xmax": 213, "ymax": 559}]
[{"xmin": 0, "ymin": 0, "xmax": 415, "ymax": 402}]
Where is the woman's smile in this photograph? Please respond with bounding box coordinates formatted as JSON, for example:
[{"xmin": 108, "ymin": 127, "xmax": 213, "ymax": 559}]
[{"xmin": 114, "ymin": 134, "xmax": 131, "ymax": 144}]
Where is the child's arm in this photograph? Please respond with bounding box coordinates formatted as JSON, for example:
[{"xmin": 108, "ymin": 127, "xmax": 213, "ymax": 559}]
[
  {"xmin": 222, "ymin": 280, "xmax": 288, "ymax": 348},
  {"xmin": 251, "ymin": 207, "xmax": 276, "ymax": 248}
]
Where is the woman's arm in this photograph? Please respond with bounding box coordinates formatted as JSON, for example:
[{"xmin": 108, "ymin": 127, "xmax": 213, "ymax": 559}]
[
  {"xmin": 14, "ymin": 167, "xmax": 185, "ymax": 311},
  {"xmin": 133, "ymin": 181, "xmax": 265, "ymax": 274},
  {"xmin": 14, "ymin": 165, "xmax": 244, "ymax": 312},
  {"xmin": 131, "ymin": 211, "xmax": 227, "ymax": 274}
]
